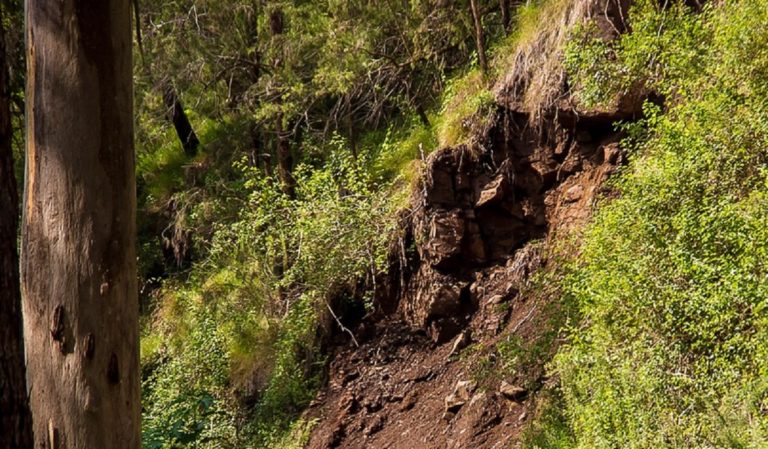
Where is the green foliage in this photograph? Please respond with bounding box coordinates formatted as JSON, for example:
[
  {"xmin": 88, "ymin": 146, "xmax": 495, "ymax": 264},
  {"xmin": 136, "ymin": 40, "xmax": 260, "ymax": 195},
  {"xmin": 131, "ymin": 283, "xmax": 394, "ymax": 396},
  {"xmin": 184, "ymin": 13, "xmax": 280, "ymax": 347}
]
[
  {"xmin": 564, "ymin": 0, "xmax": 708, "ymax": 109},
  {"xmin": 141, "ymin": 141, "xmax": 402, "ymax": 448},
  {"xmin": 134, "ymin": 1, "xmax": 520, "ymax": 447},
  {"xmin": 374, "ymin": 117, "xmax": 438, "ymax": 185},
  {"xmin": 543, "ymin": 1, "xmax": 768, "ymax": 447},
  {"xmin": 522, "ymin": 388, "xmax": 575, "ymax": 449},
  {"xmin": 435, "ymin": 67, "xmax": 495, "ymax": 147}
]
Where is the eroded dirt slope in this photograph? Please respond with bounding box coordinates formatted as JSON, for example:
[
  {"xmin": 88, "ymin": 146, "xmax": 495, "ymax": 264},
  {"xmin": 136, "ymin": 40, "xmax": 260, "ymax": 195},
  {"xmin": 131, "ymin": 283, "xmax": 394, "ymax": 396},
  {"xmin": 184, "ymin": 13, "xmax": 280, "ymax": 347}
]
[
  {"xmin": 305, "ymin": 1, "xmax": 637, "ymax": 447},
  {"xmin": 305, "ymin": 105, "xmax": 627, "ymax": 448}
]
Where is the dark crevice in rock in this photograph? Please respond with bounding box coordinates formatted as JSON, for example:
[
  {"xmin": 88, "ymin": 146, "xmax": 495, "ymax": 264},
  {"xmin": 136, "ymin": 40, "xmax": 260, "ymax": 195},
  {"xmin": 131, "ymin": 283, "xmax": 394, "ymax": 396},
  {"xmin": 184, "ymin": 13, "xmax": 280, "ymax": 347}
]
[{"xmin": 394, "ymin": 102, "xmax": 633, "ymax": 342}]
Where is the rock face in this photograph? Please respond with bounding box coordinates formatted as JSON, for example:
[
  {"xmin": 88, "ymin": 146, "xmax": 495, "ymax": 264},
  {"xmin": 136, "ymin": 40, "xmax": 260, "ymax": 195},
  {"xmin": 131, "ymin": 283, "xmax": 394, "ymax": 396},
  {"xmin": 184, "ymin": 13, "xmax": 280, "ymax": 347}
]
[{"xmin": 400, "ymin": 107, "xmax": 626, "ymax": 342}]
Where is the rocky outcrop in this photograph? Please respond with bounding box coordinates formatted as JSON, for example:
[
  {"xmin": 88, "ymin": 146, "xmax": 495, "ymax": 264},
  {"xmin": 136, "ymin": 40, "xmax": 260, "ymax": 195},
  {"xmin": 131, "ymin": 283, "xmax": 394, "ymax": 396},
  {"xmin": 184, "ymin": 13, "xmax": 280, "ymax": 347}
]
[
  {"xmin": 400, "ymin": 106, "xmax": 627, "ymax": 342},
  {"xmin": 306, "ymin": 1, "xmax": 640, "ymax": 447}
]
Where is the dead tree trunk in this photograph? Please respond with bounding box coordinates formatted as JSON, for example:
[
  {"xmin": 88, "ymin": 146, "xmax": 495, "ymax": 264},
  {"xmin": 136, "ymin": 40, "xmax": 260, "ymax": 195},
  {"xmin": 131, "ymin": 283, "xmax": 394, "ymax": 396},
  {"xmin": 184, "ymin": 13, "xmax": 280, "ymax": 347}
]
[
  {"xmin": 470, "ymin": 0, "xmax": 489, "ymax": 74},
  {"xmin": 163, "ymin": 83, "xmax": 200, "ymax": 157},
  {"xmin": 23, "ymin": 1, "xmax": 140, "ymax": 448},
  {"xmin": 0, "ymin": 2, "xmax": 33, "ymax": 446}
]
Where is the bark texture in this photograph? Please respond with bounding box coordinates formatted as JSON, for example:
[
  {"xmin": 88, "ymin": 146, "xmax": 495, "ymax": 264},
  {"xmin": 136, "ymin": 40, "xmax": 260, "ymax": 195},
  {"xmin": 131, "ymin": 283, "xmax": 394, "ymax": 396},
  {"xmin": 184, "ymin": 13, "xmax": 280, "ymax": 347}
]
[
  {"xmin": 22, "ymin": 1, "xmax": 139, "ymax": 448},
  {"xmin": 0, "ymin": 2, "xmax": 33, "ymax": 445}
]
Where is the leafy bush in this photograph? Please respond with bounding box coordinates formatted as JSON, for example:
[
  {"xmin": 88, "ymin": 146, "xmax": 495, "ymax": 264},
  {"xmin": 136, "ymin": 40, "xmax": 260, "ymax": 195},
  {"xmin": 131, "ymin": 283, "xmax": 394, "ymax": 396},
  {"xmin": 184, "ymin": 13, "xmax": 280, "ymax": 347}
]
[
  {"xmin": 546, "ymin": 1, "xmax": 768, "ymax": 447},
  {"xmin": 141, "ymin": 139, "xmax": 401, "ymax": 448}
]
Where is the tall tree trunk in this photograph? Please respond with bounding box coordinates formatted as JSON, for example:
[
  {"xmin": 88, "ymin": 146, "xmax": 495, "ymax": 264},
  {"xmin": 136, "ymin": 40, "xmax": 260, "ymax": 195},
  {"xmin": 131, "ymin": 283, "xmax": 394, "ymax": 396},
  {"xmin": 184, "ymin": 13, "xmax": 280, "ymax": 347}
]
[
  {"xmin": 470, "ymin": 0, "xmax": 489, "ymax": 74},
  {"xmin": 23, "ymin": 1, "xmax": 139, "ymax": 448},
  {"xmin": 0, "ymin": 2, "xmax": 33, "ymax": 445},
  {"xmin": 163, "ymin": 83, "xmax": 200, "ymax": 157},
  {"xmin": 270, "ymin": 6, "xmax": 295, "ymax": 197},
  {"xmin": 500, "ymin": 0, "xmax": 510, "ymax": 33}
]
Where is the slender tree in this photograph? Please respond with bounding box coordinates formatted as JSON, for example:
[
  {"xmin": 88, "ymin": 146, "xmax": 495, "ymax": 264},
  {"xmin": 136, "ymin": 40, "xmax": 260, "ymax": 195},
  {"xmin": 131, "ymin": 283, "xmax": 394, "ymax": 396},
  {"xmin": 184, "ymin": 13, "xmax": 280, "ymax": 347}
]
[
  {"xmin": 470, "ymin": 0, "xmax": 488, "ymax": 74},
  {"xmin": 0, "ymin": 1, "xmax": 33, "ymax": 446},
  {"xmin": 270, "ymin": 5, "xmax": 296, "ymax": 197},
  {"xmin": 22, "ymin": 1, "xmax": 139, "ymax": 448}
]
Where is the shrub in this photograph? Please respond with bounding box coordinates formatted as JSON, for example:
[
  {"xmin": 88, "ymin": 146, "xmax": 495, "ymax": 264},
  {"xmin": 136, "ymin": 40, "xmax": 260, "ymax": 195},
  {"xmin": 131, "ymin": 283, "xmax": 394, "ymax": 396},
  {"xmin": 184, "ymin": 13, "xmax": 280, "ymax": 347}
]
[{"xmin": 546, "ymin": 1, "xmax": 768, "ymax": 447}]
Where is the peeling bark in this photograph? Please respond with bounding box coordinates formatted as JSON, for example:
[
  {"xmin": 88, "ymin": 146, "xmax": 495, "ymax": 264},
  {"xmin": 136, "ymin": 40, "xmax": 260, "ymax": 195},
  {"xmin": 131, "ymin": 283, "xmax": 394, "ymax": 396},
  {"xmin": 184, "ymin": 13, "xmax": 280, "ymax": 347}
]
[{"xmin": 22, "ymin": 1, "xmax": 139, "ymax": 448}]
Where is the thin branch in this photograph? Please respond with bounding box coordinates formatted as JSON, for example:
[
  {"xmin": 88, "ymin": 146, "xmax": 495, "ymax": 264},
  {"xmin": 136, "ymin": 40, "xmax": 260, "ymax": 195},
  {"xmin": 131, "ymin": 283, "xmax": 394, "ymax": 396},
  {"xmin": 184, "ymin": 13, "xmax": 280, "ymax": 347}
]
[{"xmin": 325, "ymin": 300, "xmax": 360, "ymax": 348}]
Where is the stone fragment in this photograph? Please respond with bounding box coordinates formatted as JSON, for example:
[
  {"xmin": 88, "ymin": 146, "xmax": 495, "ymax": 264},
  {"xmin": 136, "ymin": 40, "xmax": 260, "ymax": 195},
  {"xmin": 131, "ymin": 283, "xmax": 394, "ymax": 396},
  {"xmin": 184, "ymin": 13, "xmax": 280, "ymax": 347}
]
[
  {"xmin": 423, "ymin": 209, "xmax": 465, "ymax": 269},
  {"xmin": 487, "ymin": 294, "xmax": 505, "ymax": 305},
  {"xmin": 400, "ymin": 390, "xmax": 418, "ymax": 411},
  {"xmin": 476, "ymin": 176, "xmax": 507, "ymax": 207},
  {"xmin": 603, "ymin": 142, "xmax": 622, "ymax": 165},
  {"xmin": 499, "ymin": 381, "xmax": 527, "ymax": 401},
  {"xmin": 448, "ymin": 330, "xmax": 472, "ymax": 358},
  {"xmin": 563, "ymin": 184, "xmax": 584, "ymax": 203},
  {"xmin": 444, "ymin": 380, "xmax": 477, "ymax": 413},
  {"xmin": 364, "ymin": 415, "xmax": 385, "ymax": 436}
]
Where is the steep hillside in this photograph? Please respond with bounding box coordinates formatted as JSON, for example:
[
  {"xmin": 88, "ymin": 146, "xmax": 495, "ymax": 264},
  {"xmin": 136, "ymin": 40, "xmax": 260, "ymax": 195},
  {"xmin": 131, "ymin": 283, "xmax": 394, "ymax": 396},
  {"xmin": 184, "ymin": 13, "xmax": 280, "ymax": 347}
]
[
  {"xmin": 304, "ymin": 0, "xmax": 637, "ymax": 446},
  {"xmin": 135, "ymin": 0, "xmax": 768, "ymax": 448}
]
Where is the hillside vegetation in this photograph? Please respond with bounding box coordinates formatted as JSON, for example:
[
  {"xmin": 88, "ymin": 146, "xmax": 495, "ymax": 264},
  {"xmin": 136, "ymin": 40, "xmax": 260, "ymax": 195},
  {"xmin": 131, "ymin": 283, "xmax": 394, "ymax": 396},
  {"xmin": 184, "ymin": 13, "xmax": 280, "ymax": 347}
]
[
  {"xmin": 541, "ymin": 0, "xmax": 768, "ymax": 447},
  {"xmin": 135, "ymin": 1, "xmax": 510, "ymax": 447},
  {"xmin": 131, "ymin": 0, "xmax": 768, "ymax": 448}
]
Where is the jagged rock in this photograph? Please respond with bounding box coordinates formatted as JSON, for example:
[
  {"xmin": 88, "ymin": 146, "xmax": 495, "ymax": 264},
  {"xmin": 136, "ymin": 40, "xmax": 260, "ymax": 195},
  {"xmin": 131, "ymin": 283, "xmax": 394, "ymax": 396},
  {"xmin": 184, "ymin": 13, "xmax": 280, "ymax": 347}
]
[
  {"xmin": 505, "ymin": 245, "xmax": 542, "ymax": 283},
  {"xmin": 419, "ymin": 209, "xmax": 465, "ymax": 269},
  {"xmin": 487, "ymin": 294, "xmax": 505, "ymax": 305},
  {"xmin": 463, "ymin": 212, "xmax": 486, "ymax": 263},
  {"xmin": 340, "ymin": 393, "xmax": 359, "ymax": 415},
  {"xmin": 603, "ymin": 142, "xmax": 622, "ymax": 164},
  {"xmin": 429, "ymin": 316, "xmax": 467, "ymax": 343},
  {"xmin": 444, "ymin": 395, "xmax": 466, "ymax": 414},
  {"xmin": 401, "ymin": 265, "xmax": 472, "ymax": 342},
  {"xmin": 559, "ymin": 151, "xmax": 584, "ymax": 176},
  {"xmin": 400, "ymin": 390, "xmax": 418, "ymax": 411},
  {"xmin": 530, "ymin": 160, "xmax": 559, "ymax": 185},
  {"xmin": 499, "ymin": 381, "xmax": 527, "ymax": 401},
  {"xmin": 448, "ymin": 329, "xmax": 472, "ymax": 358},
  {"xmin": 363, "ymin": 395, "xmax": 383, "ymax": 413},
  {"xmin": 422, "ymin": 149, "xmax": 457, "ymax": 206},
  {"xmin": 563, "ymin": 184, "xmax": 584, "ymax": 202},
  {"xmin": 341, "ymin": 370, "xmax": 360, "ymax": 386},
  {"xmin": 469, "ymin": 281, "xmax": 485, "ymax": 305},
  {"xmin": 445, "ymin": 380, "xmax": 477, "ymax": 413},
  {"xmin": 476, "ymin": 175, "xmax": 507, "ymax": 207},
  {"xmin": 364, "ymin": 415, "xmax": 385, "ymax": 436}
]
